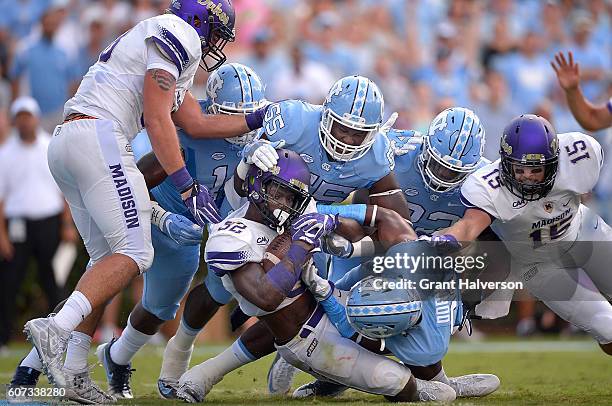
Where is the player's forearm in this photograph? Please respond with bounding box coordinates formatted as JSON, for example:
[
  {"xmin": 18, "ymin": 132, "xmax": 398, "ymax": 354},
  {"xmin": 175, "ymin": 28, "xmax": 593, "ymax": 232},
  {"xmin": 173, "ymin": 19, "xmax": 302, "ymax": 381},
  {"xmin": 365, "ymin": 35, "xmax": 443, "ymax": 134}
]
[
  {"xmin": 145, "ymin": 116, "xmax": 185, "ymax": 176},
  {"xmin": 137, "ymin": 151, "xmax": 168, "ymax": 190},
  {"xmin": 564, "ymin": 87, "xmax": 604, "ymax": 132},
  {"xmin": 373, "ymin": 206, "xmax": 416, "ymax": 244},
  {"xmin": 181, "ymin": 113, "xmax": 251, "ymax": 139},
  {"xmin": 442, "ymin": 219, "xmax": 481, "ymax": 242}
]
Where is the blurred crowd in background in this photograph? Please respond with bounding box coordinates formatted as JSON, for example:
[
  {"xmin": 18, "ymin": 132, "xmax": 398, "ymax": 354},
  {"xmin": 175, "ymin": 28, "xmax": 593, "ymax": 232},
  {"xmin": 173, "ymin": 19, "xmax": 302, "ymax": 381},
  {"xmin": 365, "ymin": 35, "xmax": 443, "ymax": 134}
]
[{"xmin": 0, "ymin": 0, "xmax": 610, "ymax": 346}]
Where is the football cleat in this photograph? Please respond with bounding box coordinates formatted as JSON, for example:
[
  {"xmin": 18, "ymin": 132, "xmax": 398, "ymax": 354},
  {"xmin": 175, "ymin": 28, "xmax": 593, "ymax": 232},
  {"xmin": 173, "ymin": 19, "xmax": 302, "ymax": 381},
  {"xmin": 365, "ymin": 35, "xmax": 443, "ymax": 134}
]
[
  {"xmin": 447, "ymin": 374, "xmax": 500, "ymax": 397},
  {"xmin": 64, "ymin": 367, "xmax": 116, "ymax": 404},
  {"xmin": 267, "ymin": 353, "xmax": 299, "ymax": 395},
  {"xmin": 292, "ymin": 379, "xmax": 348, "ymax": 398},
  {"xmin": 414, "ymin": 378, "xmax": 457, "ymax": 402},
  {"xmin": 176, "ymin": 361, "xmax": 224, "ymax": 402},
  {"xmin": 96, "ymin": 338, "xmax": 135, "ymax": 399},
  {"xmin": 157, "ymin": 335, "xmax": 194, "ymax": 399},
  {"xmin": 23, "ymin": 317, "xmax": 70, "ymax": 388}
]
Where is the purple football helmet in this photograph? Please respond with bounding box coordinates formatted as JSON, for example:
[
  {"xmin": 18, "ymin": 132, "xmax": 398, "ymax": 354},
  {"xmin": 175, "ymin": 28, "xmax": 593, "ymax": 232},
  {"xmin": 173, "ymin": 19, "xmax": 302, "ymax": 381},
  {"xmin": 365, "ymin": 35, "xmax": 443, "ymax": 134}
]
[
  {"xmin": 246, "ymin": 149, "xmax": 312, "ymax": 231},
  {"xmin": 168, "ymin": 0, "xmax": 235, "ymax": 72},
  {"xmin": 499, "ymin": 114, "xmax": 559, "ymax": 201}
]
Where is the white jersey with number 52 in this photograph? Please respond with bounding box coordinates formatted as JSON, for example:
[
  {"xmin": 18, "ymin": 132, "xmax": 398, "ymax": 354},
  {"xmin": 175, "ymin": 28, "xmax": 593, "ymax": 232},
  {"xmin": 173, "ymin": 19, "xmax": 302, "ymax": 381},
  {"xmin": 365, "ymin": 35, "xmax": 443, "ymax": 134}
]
[
  {"xmin": 64, "ymin": 14, "xmax": 201, "ymax": 140},
  {"xmin": 461, "ymin": 132, "xmax": 603, "ymax": 263}
]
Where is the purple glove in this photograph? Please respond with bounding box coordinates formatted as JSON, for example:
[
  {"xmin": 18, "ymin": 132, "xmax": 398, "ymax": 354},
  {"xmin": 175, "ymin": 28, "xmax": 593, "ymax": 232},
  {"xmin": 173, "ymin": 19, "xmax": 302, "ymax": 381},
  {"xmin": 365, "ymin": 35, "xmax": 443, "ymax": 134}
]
[
  {"xmin": 291, "ymin": 213, "xmax": 338, "ymax": 248},
  {"xmin": 182, "ymin": 181, "xmax": 222, "ymax": 226},
  {"xmin": 418, "ymin": 234, "xmax": 461, "ymax": 254}
]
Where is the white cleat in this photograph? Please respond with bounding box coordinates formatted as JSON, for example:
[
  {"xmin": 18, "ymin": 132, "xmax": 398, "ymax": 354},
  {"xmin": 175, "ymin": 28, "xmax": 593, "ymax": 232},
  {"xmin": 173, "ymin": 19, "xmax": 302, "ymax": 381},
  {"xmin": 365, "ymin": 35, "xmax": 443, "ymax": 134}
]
[
  {"xmin": 157, "ymin": 336, "xmax": 194, "ymax": 399},
  {"xmin": 414, "ymin": 378, "xmax": 457, "ymax": 402},
  {"xmin": 64, "ymin": 367, "xmax": 116, "ymax": 404},
  {"xmin": 447, "ymin": 374, "xmax": 500, "ymax": 397},
  {"xmin": 175, "ymin": 362, "xmax": 223, "ymax": 403},
  {"xmin": 267, "ymin": 353, "xmax": 299, "ymax": 395},
  {"xmin": 23, "ymin": 317, "xmax": 70, "ymax": 388}
]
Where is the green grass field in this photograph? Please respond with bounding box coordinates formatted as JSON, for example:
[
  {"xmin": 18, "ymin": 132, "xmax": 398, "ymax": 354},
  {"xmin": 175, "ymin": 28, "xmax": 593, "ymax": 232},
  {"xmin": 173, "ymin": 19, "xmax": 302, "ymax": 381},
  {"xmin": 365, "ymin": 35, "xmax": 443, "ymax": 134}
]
[{"xmin": 1, "ymin": 339, "xmax": 611, "ymax": 405}]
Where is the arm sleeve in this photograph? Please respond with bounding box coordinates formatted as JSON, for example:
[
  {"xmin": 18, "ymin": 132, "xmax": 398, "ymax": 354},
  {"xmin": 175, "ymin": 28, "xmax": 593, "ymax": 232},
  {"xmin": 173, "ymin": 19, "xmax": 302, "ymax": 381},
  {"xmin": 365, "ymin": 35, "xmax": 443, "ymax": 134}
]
[
  {"xmin": 460, "ymin": 173, "xmax": 499, "ymax": 220},
  {"xmin": 145, "ymin": 39, "xmax": 179, "ymax": 80}
]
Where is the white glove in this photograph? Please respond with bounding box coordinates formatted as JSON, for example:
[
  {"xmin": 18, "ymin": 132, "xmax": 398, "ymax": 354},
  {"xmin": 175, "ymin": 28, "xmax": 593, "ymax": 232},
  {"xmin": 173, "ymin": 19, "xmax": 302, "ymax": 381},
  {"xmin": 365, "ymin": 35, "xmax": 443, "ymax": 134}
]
[
  {"xmin": 321, "ymin": 233, "xmax": 353, "ymax": 258},
  {"xmin": 379, "ymin": 112, "xmax": 398, "ymax": 135},
  {"xmin": 242, "ymin": 139, "xmax": 286, "ymax": 171},
  {"xmin": 301, "ymin": 259, "xmax": 332, "ymax": 301}
]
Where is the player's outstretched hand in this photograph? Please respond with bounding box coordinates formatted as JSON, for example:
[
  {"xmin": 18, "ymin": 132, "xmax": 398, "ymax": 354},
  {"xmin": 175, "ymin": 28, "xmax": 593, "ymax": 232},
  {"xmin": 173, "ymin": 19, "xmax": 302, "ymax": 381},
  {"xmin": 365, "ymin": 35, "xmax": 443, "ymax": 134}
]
[
  {"xmin": 242, "ymin": 139, "xmax": 286, "ymax": 172},
  {"xmin": 181, "ymin": 181, "xmax": 222, "ymax": 225},
  {"xmin": 160, "ymin": 213, "xmax": 203, "ymax": 246},
  {"xmin": 551, "ymin": 51, "xmax": 580, "ymax": 92},
  {"xmin": 321, "ymin": 233, "xmax": 353, "ymax": 258},
  {"xmin": 291, "ymin": 213, "xmax": 338, "ymax": 249}
]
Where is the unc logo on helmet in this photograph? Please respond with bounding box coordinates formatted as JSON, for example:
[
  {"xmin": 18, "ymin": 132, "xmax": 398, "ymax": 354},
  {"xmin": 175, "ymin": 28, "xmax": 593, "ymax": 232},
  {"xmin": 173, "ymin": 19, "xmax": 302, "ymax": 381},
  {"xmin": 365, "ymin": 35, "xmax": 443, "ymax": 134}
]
[
  {"xmin": 319, "ymin": 75, "xmax": 384, "ymax": 162},
  {"xmin": 346, "ymin": 276, "xmax": 422, "ymax": 339},
  {"xmin": 206, "ymin": 63, "xmax": 267, "ymax": 145},
  {"xmin": 246, "ymin": 149, "xmax": 312, "ymax": 232},
  {"xmin": 499, "ymin": 114, "xmax": 559, "ymax": 201},
  {"xmin": 168, "ymin": 0, "xmax": 236, "ymax": 71},
  {"xmin": 419, "ymin": 107, "xmax": 485, "ymax": 193}
]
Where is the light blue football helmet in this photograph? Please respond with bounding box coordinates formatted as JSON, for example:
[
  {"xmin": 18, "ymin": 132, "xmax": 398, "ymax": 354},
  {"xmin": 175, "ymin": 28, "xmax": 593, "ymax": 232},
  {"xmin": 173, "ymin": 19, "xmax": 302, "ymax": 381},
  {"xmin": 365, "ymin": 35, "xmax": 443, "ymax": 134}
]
[
  {"xmin": 206, "ymin": 62, "xmax": 267, "ymax": 146},
  {"xmin": 346, "ymin": 275, "xmax": 422, "ymax": 339},
  {"xmin": 319, "ymin": 75, "xmax": 384, "ymax": 162},
  {"xmin": 418, "ymin": 107, "xmax": 485, "ymax": 193}
]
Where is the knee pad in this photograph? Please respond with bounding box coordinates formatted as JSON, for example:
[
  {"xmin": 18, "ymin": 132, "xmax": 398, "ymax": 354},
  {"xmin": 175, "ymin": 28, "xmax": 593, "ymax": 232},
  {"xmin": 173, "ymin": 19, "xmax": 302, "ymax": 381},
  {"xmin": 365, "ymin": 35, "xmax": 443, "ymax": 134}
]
[{"xmin": 370, "ymin": 359, "xmax": 411, "ymax": 396}]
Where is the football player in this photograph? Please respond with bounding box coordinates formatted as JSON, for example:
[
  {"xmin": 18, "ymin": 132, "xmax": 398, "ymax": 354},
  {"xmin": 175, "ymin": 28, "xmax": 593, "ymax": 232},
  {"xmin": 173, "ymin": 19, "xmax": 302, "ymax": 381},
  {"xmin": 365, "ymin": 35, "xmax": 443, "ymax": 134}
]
[
  {"xmin": 293, "ymin": 241, "xmax": 500, "ymax": 399},
  {"xmin": 326, "ymin": 107, "xmax": 488, "ymax": 283},
  {"xmin": 432, "ymin": 114, "xmax": 612, "ymax": 355},
  {"xmin": 175, "ymin": 149, "xmax": 456, "ymax": 403},
  {"xmin": 9, "ymin": 62, "xmax": 269, "ymax": 401}
]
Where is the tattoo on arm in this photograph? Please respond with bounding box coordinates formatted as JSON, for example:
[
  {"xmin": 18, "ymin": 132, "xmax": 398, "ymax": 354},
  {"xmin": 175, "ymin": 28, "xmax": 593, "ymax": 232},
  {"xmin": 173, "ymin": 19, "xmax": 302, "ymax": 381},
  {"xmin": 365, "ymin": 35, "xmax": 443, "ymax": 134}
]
[{"xmin": 150, "ymin": 69, "xmax": 175, "ymax": 91}]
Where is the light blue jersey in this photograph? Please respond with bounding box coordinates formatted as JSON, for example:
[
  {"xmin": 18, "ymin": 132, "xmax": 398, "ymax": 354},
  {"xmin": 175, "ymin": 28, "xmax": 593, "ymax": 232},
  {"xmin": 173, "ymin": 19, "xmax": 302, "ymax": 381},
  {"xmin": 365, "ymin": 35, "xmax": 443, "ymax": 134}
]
[
  {"xmin": 336, "ymin": 251, "xmax": 462, "ymax": 367},
  {"xmin": 389, "ymin": 129, "xmax": 489, "ymax": 235},
  {"xmin": 262, "ymin": 100, "xmax": 395, "ymax": 204},
  {"xmin": 330, "ymin": 129, "xmax": 489, "ymax": 282}
]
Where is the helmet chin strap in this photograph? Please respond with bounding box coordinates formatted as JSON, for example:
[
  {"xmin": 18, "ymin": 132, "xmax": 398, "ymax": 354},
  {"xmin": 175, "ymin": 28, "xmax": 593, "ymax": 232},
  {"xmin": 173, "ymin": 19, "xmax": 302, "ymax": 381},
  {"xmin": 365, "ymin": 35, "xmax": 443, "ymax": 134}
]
[{"xmin": 273, "ymin": 208, "xmax": 291, "ymax": 233}]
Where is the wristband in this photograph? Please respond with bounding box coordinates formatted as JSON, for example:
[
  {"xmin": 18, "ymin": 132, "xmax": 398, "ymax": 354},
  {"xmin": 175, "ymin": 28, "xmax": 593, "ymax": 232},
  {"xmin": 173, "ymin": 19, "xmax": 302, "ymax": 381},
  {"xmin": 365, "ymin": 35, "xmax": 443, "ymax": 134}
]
[
  {"xmin": 169, "ymin": 167, "xmax": 193, "ymax": 192},
  {"xmin": 245, "ymin": 108, "xmax": 266, "ymax": 131},
  {"xmin": 266, "ymin": 261, "xmax": 300, "ymax": 296},
  {"xmin": 369, "ymin": 205, "xmax": 378, "ymax": 227},
  {"xmin": 151, "ymin": 201, "xmax": 170, "ymax": 229},
  {"xmin": 316, "ymin": 204, "xmax": 368, "ymax": 225},
  {"xmin": 286, "ymin": 243, "xmax": 310, "ymax": 265},
  {"xmin": 236, "ymin": 159, "xmax": 250, "ymax": 180}
]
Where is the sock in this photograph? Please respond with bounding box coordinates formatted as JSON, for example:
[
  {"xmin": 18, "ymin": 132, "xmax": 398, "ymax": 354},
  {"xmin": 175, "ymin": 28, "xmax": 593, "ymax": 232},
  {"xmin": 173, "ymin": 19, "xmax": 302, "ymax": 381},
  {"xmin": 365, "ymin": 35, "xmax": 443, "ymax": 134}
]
[
  {"xmin": 20, "ymin": 348, "xmax": 43, "ymax": 371},
  {"xmin": 109, "ymin": 315, "xmax": 152, "ymax": 365},
  {"xmin": 53, "ymin": 291, "xmax": 92, "ymax": 332},
  {"xmin": 432, "ymin": 367, "xmax": 451, "ymax": 384},
  {"xmin": 191, "ymin": 339, "xmax": 255, "ymax": 377},
  {"xmin": 63, "ymin": 332, "xmax": 92, "ymax": 371},
  {"xmin": 173, "ymin": 319, "xmax": 200, "ymax": 351}
]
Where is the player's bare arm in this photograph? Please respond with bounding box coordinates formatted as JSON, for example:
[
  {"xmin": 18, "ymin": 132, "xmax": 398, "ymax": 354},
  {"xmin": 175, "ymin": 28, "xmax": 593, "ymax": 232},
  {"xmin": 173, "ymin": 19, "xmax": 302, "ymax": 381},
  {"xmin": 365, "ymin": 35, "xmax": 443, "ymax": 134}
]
[
  {"xmin": 172, "ymin": 91, "xmax": 251, "ymax": 138},
  {"xmin": 143, "ymin": 68, "xmax": 185, "ymax": 176},
  {"xmin": 367, "ymin": 172, "xmax": 412, "ymax": 220},
  {"xmin": 441, "ymin": 208, "xmax": 492, "ymax": 243},
  {"xmin": 551, "ymin": 51, "xmax": 612, "ymax": 132},
  {"xmin": 229, "ymin": 262, "xmax": 286, "ymax": 312}
]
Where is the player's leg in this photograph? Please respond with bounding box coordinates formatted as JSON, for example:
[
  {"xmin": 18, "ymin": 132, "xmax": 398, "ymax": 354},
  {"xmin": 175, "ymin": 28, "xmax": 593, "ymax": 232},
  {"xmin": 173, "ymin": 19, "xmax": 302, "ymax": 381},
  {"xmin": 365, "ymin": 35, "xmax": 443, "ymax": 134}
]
[
  {"xmin": 518, "ymin": 260, "xmax": 612, "ymax": 355},
  {"xmin": 278, "ymin": 312, "xmax": 455, "ymax": 402},
  {"xmin": 24, "ymin": 120, "xmax": 152, "ymax": 386},
  {"xmin": 98, "ymin": 226, "xmax": 200, "ymax": 398},
  {"xmin": 158, "ymin": 270, "xmax": 233, "ymax": 398},
  {"xmin": 176, "ymin": 320, "xmax": 273, "ymax": 402}
]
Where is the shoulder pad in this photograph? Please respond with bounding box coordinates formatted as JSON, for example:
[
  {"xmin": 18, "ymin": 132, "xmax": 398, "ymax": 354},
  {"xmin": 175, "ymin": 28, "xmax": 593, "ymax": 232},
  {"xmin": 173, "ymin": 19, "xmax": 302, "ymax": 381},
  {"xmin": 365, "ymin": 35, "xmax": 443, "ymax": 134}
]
[
  {"xmin": 205, "ymin": 221, "xmax": 257, "ymax": 276},
  {"xmin": 263, "ymin": 100, "xmax": 321, "ymax": 145}
]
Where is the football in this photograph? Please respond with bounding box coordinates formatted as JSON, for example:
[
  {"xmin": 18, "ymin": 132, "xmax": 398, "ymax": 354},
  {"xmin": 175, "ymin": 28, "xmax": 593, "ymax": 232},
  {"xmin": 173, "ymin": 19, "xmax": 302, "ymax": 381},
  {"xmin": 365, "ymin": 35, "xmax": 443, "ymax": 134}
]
[{"xmin": 262, "ymin": 232, "xmax": 292, "ymax": 271}]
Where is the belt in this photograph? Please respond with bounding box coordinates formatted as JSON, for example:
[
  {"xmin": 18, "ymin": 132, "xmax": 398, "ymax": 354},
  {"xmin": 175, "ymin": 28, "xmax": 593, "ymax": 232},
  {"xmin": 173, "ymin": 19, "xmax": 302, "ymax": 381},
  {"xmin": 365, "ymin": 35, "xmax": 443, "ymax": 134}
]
[
  {"xmin": 299, "ymin": 304, "xmax": 325, "ymax": 339},
  {"xmin": 63, "ymin": 113, "xmax": 97, "ymax": 123}
]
